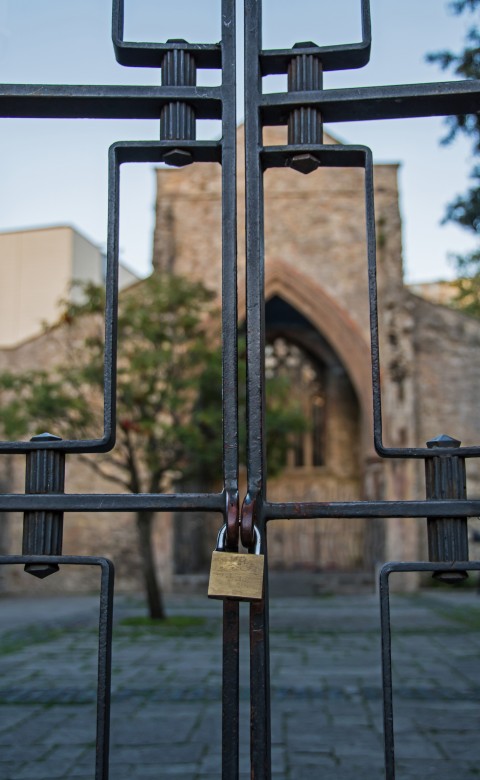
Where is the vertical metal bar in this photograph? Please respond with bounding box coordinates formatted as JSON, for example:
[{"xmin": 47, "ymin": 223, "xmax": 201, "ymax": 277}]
[
  {"xmin": 222, "ymin": 496, "xmax": 240, "ymax": 779},
  {"xmin": 379, "ymin": 567, "xmax": 395, "ymax": 780},
  {"xmin": 220, "ymin": 3, "xmax": 240, "ymax": 778},
  {"xmin": 221, "ymin": 0, "xmax": 238, "ymax": 527},
  {"xmin": 244, "ymin": 0, "xmax": 266, "ymax": 520},
  {"xmin": 244, "ymin": 2, "xmax": 271, "ymax": 775},
  {"xmin": 250, "ymin": 519, "xmax": 271, "ymax": 780},
  {"xmin": 95, "ymin": 559, "xmax": 115, "ymax": 780},
  {"xmin": 104, "ymin": 143, "xmax": 120, "ymax": 449},
  {"xmin": 222, "ymin": 599, "xmax": 240, "ymax": 780}
]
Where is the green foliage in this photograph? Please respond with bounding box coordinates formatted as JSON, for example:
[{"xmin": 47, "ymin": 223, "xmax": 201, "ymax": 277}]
[
  {"xmin": 118, "ymin": 613, "xmax": 218, "ymax": 638},
  {"xmin": 0, "ymin": 273, "xmax": 306, "ymax": 491},
  {"xmin": 428, "ymin": 1, "xmax": 480, "ymax": 315},
  {"xmin": 447, "ymin": 249, "xmax": 480, "ymax": 314},
  {"xmin": 0, "ymin": 370, "xmax": 92, "ymax": 440}
]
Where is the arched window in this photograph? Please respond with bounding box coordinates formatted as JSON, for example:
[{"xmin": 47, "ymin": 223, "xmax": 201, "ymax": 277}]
[{"xmin": 265, "ymin": 336, "xmax": 326, "ymax": 468}]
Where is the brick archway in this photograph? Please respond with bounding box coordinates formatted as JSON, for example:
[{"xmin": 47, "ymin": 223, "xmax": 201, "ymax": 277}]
[{"xmin": 240, "ymin": 259, "xmax": 374, "ymax": 453}]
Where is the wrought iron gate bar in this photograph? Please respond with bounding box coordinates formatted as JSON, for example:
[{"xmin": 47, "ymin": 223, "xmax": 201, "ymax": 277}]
[
  {"xmin": 216, "ymin": 5, "xmax": 241, "ymax": 773},
  {"xmin": 1, "ymin": 495, "xmax": 480, "ymax": 517},
  {"xmin": 0, "ymin": 493, "xmax": 226, "ymax": 512},
  {"xmin": 379, "ymin": 561, "xmax": 480, "ymax": 780},
  {"xmin": 261, "ymin": 144, "xmax": 369, "ymax": 168},
  {"xmin": 112, "ymin": 140, "xmax": 222, "ymax": 164},
  {"xmin": 260, "ymin": 80, "xmax": 480, "ymax": 125},
  {"xmin": 244, "ymin": 2, "xmax": 271, "ymax": 775},
  {"xmin": 263, "ymin": 500, "xmax": 480, "ymax": 520},
  {"xmin": 0, "ymin": 85, "xmax": 223, "ymax": 120},
  {"xmin": 0, "ymin": 556, "xmax": 114, "ymax": 780}
]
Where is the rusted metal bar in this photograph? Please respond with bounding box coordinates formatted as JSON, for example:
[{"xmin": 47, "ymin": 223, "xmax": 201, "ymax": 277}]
[{"xmin": 222, "ymin": 600, "xmax": 240, "ymax": 780}]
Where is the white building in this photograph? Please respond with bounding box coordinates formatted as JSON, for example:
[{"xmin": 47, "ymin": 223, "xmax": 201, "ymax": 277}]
[{"xmin": 0, "ymin": 225, "xmax": 138, "ymax": 347}]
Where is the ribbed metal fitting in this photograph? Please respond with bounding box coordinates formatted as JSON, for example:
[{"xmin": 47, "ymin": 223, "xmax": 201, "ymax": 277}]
[
  {"xmin": 160, "ymin": 40, "xmax": 196, "ymax": 160},
  {"xmin": 425, "ymin": 434, "xmax": 468, "ymax": 584},
  {"xmin": 287, "ymin": 42, "xmax": 323, "ymax": 173},
  {"xmin": 23, "ymin": 433, "xmax": 65, "ymax": 579}
]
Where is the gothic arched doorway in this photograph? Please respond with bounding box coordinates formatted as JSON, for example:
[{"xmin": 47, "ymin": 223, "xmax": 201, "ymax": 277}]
[{"xmin": 265, "ymin": 296, "xmax": 368, "ymax": 587}]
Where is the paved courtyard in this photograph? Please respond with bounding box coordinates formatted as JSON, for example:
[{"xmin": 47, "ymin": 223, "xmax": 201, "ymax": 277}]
[{"xmin": 0, "ymin": 585, "xmax": 479, "ymax": 779}]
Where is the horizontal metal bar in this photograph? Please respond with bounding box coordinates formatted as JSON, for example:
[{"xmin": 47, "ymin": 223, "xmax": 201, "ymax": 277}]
[
  {"xmin": 261, "ymin": 80, "xmax": 480, "ymax": 125},
  {"xmin": 0, "ymin": 435, "xmax": 115, "ymax": 455},
  {"xmin": 113, "ymin": 139, "xmax": 222, "ymax": 164},
  {"xmin": 381, "ymin": 560, "xmax": 480, "ymax": 577},
  {"xmin": 260, "ymin": 42, "xmax": 371, "ymax": 76},
  {"xmin": 261, "ymin": 144, "xmax": 369, "ymax": 169},
  {"xmin": 0, "ymin": 553, "xmax": 113, "ymax": 566},
  {"xmin": 374, "ymin": 444, "xmax": 480, "ymax": 458},
  {"xmin": 0, "ymin": 85, "xmax": 222, "ymax": 120},
  {"xmin": 264, "ymin": 499, "xmax": 480, "ymax": 520},
  {"xmin": 0, "ymin": 492, "xmax": 225, "ymax": 513},
  {"xmin": 114, "ymin": 42, "xmax": 222, "ymax": 70}
]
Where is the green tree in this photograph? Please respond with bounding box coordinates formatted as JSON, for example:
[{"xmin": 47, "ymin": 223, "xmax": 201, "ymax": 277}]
[
  {"xmin": 428, "ymin": 0, "xmax": 480, "ymax": 314},
  {"xmin": 0, "ymin": 273, "xmax": 305, "ymax": 619}
]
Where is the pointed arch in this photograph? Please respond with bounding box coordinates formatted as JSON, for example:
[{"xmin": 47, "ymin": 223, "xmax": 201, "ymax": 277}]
[{"xmin": 239, "ymin": 259, "xmax": 374, "ymax": 450}]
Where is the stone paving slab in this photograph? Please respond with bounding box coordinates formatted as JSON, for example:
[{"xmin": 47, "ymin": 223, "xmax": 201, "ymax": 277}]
[{"xmin": 0, "ymin": 590, "xmax": 480, "ymax": 778}]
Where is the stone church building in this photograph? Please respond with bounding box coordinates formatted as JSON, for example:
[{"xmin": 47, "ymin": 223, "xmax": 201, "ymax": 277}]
[{"xmin": 1, "ymin": 126, "xmax": 479, "ymax": 595}]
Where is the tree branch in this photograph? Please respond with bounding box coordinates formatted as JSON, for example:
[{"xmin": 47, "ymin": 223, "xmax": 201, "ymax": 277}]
[{"xmin": 77, "ymin": 454, "xmax": 132, "ymax": 491}]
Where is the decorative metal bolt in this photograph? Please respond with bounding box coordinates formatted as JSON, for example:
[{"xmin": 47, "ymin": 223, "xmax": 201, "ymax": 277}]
[
  {"xmin": 23, "ymin": 433, "xmax": 65, "ymax": 579},
  {"xmin": 163, "ymin": 149, "xmax": 194, "ymax": 167},
  {"xmin": 425, "ymin": 434, "xmax": 468, "ymax": 584},
  {"xmin": 160, "ymin": 40, "xmax": 195, "ymax": 166},
  {"xmin": 286, "ymin": 153, "xmax": 321, "ymax": 175},
  {"xmin": 287, "ymin": 42, "xmax": 323, "ymax": 174}
]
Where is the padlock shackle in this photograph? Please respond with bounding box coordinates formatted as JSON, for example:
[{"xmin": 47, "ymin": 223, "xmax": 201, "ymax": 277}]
[{"xmin": 216, "ymin": 523, "xmax": 261, "ymax": 555}]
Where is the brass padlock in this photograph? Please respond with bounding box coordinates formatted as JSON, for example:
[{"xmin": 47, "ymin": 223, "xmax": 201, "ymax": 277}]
[{"xmin": 208, "ymin": 524, "xmax": 264, "ymax": 601}]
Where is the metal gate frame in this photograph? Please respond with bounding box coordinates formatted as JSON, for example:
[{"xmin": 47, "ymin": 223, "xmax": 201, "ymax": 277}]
[{"xmin": 1, "ymin": 1, "xmax": 480, "ymax": 778}]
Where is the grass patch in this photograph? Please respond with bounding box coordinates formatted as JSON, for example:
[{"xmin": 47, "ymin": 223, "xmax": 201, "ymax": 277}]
[
  {"xmin": 432, "ymin": 605, "xmax": 480, "ymax": 632},
  {"xmin": 0, "ymin": 626, "xmax": 68, "ymax": 656}
]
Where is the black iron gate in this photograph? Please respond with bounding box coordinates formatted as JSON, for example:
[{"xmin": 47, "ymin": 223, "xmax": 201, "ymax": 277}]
[{"xmin": 2, "ymin": 1, "xmax": 480, "ymax": 778}]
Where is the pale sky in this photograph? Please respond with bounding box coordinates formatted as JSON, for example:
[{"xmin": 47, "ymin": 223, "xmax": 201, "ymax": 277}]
[{"xmin": 0, "ymin": 0, "xmax": 478, "ymax": 282}]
